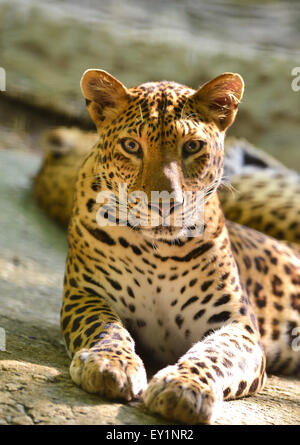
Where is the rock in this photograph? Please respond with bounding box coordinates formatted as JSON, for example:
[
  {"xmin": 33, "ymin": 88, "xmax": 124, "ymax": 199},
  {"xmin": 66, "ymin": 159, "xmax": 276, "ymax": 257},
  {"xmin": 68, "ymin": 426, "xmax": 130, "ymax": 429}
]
[
  {"xmin": 0, "ymin": 0, "xmax": 300, "ymax": 171},
  {"xmin": 0, "ymin": 147, "xmax": 299, "ymax": 425}
]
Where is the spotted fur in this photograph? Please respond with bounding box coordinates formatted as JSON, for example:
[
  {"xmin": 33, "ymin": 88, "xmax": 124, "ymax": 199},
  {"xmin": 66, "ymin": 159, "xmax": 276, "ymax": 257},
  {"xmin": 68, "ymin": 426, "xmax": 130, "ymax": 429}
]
[
  {"xmin": 220, "ymin": 138, "xmax": 300, "ymax": 245},
  {"xmin": 35, "ymin": 70, "xmax": 300, "ymax": 424}
]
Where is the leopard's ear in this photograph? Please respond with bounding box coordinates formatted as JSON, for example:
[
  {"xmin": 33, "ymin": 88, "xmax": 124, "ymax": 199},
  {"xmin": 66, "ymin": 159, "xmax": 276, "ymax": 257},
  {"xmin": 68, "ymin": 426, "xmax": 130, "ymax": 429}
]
[
  {"xmin": 189, "ymin": 73, "xmax": 244, "ymax": 131},
  {"xmin": 81, "ymin": 69, "xmax": 131, "ymax": 126}
]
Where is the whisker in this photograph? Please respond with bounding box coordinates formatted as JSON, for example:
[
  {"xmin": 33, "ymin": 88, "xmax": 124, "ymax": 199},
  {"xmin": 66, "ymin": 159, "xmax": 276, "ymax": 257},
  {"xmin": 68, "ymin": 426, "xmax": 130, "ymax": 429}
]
[{"xmin": 218, "ymin": 176, "xmax": 238, "ymax": 195}]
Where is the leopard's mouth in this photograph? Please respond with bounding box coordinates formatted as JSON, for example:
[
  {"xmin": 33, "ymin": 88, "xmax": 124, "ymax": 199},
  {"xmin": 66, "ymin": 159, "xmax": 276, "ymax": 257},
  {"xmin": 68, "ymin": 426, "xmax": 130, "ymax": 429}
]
[
  {"xmin": 123, "ymin": 204, "xmax": 205, "ymax": 240},
  {"xmin": 139, "ymin": 224, "xmax": 205, "ymax": 241},
  {"xmin": 141, "ymin": 225, "xmax": 182, "ymax": 241}
]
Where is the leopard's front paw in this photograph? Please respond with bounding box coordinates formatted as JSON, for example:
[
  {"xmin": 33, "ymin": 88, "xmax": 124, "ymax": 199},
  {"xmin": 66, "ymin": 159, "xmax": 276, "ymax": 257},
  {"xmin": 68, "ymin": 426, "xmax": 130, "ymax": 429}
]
[
  {"xmin": 143, "ymin": 365, "xmax": 221, "ymax": 424},
  {"xmin": 70, "ymin": 348, "xmax": 147, "ymax": 401}
]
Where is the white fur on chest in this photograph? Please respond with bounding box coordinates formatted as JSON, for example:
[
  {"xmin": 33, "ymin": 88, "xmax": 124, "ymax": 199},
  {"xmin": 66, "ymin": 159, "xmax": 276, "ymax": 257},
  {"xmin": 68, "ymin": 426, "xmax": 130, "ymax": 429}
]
[{"xmin": 104, "ymin": 256, "xmax": 212, "ymax": 364}]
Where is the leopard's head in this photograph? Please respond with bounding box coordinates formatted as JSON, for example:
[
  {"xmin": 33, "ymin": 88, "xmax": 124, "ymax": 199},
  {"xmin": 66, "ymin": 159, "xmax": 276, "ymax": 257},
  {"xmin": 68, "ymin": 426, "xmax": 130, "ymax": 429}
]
[{"xmin": 81, "ymin": 69, "xmax": 244, "ymax": 241}]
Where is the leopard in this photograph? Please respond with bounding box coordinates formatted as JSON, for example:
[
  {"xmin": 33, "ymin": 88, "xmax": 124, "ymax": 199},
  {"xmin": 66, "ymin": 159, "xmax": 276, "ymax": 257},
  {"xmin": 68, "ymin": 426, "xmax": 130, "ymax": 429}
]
[
  {"xmin": 33, "ymin": 127, "xmax": 98, "ymax": 227},
  {"xmin": 35, "ymin": 69, "xmax": 300, "ymax": 424},
  {"xmin": 220, "ymin": 138, "xmax": 300, "ymax": 246}
]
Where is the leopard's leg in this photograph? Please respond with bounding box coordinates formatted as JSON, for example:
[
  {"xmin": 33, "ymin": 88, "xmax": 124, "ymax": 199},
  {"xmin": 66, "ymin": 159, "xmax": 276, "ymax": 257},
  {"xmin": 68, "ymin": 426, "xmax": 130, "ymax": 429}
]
[
  {"xmin": 143, "ymin": 318, "xmax": 266, "ymax": 424},
  {"xmin": 61, "ymin": 252, "xmax": 147, "ymax": 401}
]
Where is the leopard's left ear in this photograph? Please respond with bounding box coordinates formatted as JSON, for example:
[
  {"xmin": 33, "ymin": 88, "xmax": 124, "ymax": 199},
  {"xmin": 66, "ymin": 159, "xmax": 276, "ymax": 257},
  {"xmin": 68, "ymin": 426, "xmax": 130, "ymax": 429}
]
[
  {"xmin": 189, "ymin": 73, "xmax": 244, "ymax": 131},
  {"xmin": 80, "ymin": 69, "xmax": 132, "ymax": 127}
]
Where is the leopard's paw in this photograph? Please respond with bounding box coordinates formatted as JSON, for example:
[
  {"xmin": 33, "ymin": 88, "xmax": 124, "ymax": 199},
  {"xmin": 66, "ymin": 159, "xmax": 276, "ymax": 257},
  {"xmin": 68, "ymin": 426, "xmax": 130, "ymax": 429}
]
[
  {"xmin": 143, "ymin": 365, "xmax": 221, "ymax": 424},
  {"xmin": 70, "ymin": 348, "xmax": 147, "ymax": 401}
]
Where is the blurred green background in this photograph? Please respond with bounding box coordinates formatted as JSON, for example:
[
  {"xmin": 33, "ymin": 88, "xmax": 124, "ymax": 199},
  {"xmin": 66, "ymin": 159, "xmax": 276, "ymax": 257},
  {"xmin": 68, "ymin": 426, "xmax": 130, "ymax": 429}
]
[{"xmin": 0, "ymin": 0, "xmax": 299, "ymax": 169}]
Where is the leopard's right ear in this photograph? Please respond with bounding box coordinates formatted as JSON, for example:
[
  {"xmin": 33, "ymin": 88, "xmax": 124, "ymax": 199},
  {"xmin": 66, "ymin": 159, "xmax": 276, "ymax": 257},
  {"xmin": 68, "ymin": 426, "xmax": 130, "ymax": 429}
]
[{"xmin": 80, "ymin": 69, "xmax": 132, "ymax": 127}]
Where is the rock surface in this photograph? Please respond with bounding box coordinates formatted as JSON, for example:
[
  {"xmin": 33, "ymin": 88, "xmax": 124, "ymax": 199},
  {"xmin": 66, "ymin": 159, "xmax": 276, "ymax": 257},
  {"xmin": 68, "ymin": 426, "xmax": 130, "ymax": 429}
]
[{"xmin": 0, "ymin": 148, "xmax": 299, "ymax": 425}]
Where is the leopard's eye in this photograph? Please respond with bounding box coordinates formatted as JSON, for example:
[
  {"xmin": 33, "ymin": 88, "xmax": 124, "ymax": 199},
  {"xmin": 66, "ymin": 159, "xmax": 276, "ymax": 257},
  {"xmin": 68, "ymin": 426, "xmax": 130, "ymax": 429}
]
[
  {"xmin": 119, "ymin": 138, "xmax": 142, "ymax": 157},
  {"xmin": 182, "ymin": 139, "xmax": 206, "ymax": 158}
]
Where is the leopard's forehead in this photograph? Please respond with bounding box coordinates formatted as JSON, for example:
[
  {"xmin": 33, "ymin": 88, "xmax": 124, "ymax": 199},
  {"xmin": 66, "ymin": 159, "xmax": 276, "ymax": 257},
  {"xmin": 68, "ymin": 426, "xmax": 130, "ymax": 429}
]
[
  {"xmin": 131, "ymin": 80, "xmax": 194, "ymax": 95},
  {"xmin": 128, "ymin": 80, "xmax": 195, "ymax": 120}
]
